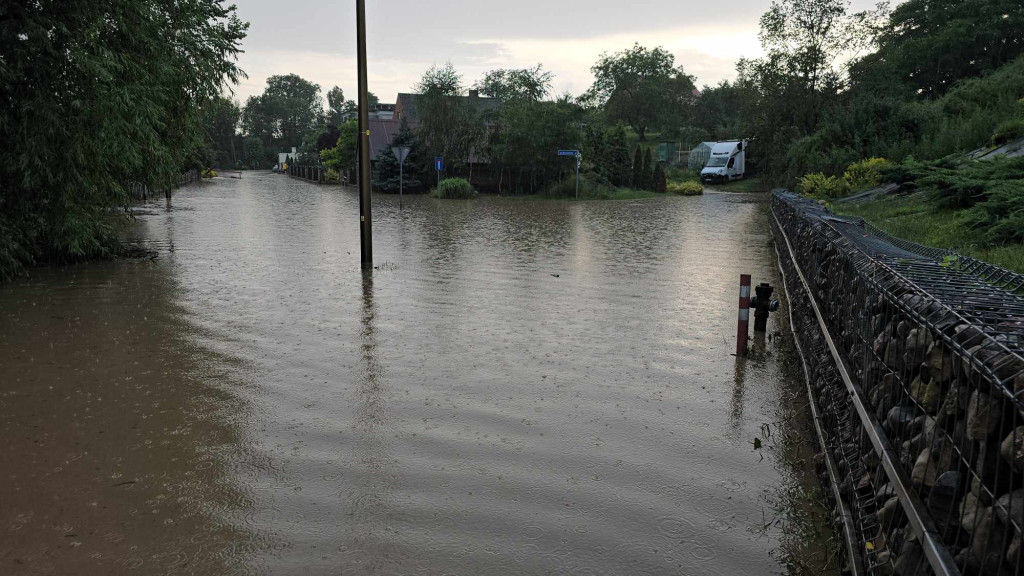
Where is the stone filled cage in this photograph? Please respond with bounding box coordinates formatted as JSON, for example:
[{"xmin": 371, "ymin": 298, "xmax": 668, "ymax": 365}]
[{"xmin": 770, "ymin": 191, "xmax": 1024, "ymax": 576}]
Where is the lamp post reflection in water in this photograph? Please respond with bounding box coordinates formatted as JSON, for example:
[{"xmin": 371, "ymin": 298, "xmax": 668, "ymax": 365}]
[{"xmin": 341, "ymin": 270, "xmax": 399, "ymax": 571}]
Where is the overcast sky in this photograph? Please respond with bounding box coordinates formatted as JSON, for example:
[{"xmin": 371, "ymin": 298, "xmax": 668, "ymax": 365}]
[{"xmin": 229, "ymin": 0, "xmax": 888, "ymax": 105}]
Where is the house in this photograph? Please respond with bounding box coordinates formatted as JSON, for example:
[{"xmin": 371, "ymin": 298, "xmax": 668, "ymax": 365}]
[
  {"xmin": 276, "ymin": 147, "xmax": 298, "ymax": 170},
  {"xmin": 340, "ymin": 103, "xmax": 397, "ymax": 123},
  {"xmin": 368, "ymin": 118, "xmax": 419, "ymax": 162}
]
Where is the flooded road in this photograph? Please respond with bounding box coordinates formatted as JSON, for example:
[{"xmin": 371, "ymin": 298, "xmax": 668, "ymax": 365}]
[{"xmin": 2, "ymin": 172, "xmax": 830, "ymax": 575}]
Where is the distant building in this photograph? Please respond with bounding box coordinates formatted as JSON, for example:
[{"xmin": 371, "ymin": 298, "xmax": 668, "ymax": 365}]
[
  {"xmin": 340, "ymin": 103, "xmax": 396, "ymax": 123},
  {"xmin": 278, "ymin": 147, "xmax": 297, "ymax": 169}
]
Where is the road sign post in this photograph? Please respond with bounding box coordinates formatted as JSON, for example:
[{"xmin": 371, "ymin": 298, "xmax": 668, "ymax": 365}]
[
  {"xmin": 392, "ymin": 146, "xmax": 410, "ymax": 209},
  {"xmin": 557, "ymin": 150, "xmax": 582, "ymax": 199},
  {"xmin": 435, "ymin": 157, "xmax": 443, "ymax": 191}
]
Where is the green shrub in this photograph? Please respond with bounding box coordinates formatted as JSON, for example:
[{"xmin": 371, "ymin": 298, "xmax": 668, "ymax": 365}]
[
  {"xmin": 843, "ymin": 157, "xmax": 891, "ymax": 191},
  {"xmin": 668, "ymin": 181, "xmax": 704, "ymax": 196},
  {"xmin": 202, "ymin": 168, "xmax": 217, "ymax": 178},
  {"xmin": 324, "ymin": 169, "xmax": 340, "ymax": 184},
  {"xmin": 960, "ymin": 180, "xmax": 1024, "ymax": 245},
  {"xmin": 798, "ymin": 173, "xmax": 850, "ymax": 198},
  {"xmin": 435, "ymin": 178, "xmax": 475, "ymax": 199},
  {"xmin": 542, "ymin": 174, "xmax": 616, "ymax": 199},
  {"xmin": 991, "ymin": 118, "xmax": 1024, "ymax": 146},
  {"xmin": 665, "ymin": 166, "xmax": 701, "ymax": 183}
]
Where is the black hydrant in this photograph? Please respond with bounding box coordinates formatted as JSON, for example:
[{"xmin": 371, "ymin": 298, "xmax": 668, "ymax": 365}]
[{"xmin": 750, "ymin": 282, "xmax": 779, "ymax": 332}]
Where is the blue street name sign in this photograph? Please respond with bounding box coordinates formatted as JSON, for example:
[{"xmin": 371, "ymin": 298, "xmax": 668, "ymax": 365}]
[
  {"xmin": 557, "ymin": 150, "xmax": 580, "ymax": 157},
  {"xmin": 435, "ymin": 157, "xmax": 444, "ymax": 171}
]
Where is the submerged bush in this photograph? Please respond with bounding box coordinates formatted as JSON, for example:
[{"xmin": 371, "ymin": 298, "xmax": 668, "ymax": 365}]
[
  {"xmin": 323, "ymin": 169, "xmax": 340, "ymax": 184},
  {"xmin": 798, "ymin": 173, "xmax": 850, "ymax": 198},
  {"xmin": 668, "ymin": 181, "xmax": 703, "ymax": 196},
  {"xmin": 843, "ymin": 157, "xmax": 891, "ymax": 191},
  {"xmin": 435, "ymin": 178, "xmax": 475, "ymax": 199}
]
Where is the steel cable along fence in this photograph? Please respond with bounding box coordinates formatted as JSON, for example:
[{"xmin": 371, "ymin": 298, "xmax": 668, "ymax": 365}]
[{"xmin": 771, "ymin": 191, "xmax": 1024, "ymax": 576}]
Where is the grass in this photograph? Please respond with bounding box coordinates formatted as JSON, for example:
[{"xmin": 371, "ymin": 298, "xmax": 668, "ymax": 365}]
[
  {"xmin": 706, "ymin": 175, "xmax": 769, "ymax": 193},
  {"xmin": 834, "ymin": 192, "xmax": 1024, "ymax": 273}
]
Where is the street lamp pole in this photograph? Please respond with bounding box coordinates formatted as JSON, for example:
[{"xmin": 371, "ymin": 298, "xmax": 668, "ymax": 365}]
[{"xmin": 356, "ymin": 0, "xmax": 373, "ymax": 269}]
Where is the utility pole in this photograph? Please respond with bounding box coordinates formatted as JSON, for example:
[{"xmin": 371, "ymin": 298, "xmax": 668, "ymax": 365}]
[{"xmin": 356, "ymin": 0, "xmax": 372, "ymax": 269}]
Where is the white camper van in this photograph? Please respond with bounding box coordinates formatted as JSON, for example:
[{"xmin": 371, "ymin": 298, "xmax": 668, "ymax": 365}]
[{"xmin": 700, "ymin": 140, "xmax": 748, "ymax": 185}]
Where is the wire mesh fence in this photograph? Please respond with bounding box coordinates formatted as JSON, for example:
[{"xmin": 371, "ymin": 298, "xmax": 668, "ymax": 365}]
[
  {"xmin": 835, "ymin": 215, "xmax": 1024, "ymax": 296},
  {"xmin": 771, "ymin": 191, "xmax": 1024, "ymax": 576}
]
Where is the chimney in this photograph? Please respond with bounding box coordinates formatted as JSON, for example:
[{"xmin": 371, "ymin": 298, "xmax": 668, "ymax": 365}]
[{"xmin": 469, "ymin": 89, "xmax": 479, "ymax": 99}]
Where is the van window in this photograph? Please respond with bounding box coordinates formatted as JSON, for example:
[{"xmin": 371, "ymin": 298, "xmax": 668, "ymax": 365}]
[
  {"xmin": 707, "ymin": 157, "xmax": 728, "ymax": 167},
  {"xmin": 727, "ymin": 158, "xmax": 735, "ymax": 169}
]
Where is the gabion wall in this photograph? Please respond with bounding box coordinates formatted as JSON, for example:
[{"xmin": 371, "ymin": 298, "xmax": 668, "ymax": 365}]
[{"xmin": 771, "ymin": 192, "xmax": 1024, "ymax": 576}]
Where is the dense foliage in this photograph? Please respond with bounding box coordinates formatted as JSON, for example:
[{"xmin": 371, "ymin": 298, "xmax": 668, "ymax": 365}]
[
  {"xmin": 582, "ymin": 44, "xmax": 697, "ymax": 141},
  {"xmin": 242, "ymin": 74, "xmax": 323, "ymax": 166},
  {"xmin": 0, "ymin": 0, "xmax": 247, "ymax": 280},
  {"xmin": 435, "ymin": 178, "xmax": 475, "ymax": 199}
]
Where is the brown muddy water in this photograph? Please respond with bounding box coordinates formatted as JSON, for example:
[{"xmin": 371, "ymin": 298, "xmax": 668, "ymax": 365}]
[{"xmin": 1, "ymin": 172, "xmax": 835, "ymax": 575}]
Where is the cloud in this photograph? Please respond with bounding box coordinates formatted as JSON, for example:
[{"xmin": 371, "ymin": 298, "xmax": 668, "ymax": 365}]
[{"xmin": 228, "ymin": 0, "xmax": 892, "ymax": 103}]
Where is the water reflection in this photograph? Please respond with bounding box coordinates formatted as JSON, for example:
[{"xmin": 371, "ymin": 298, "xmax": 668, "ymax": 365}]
[
  {"xmin": 339, "ymin": 270, "xmax": 400, "ymax": 573},
  {"xmin": 0, "ymin": 258, "xmax": 255, "ymax": 575}
]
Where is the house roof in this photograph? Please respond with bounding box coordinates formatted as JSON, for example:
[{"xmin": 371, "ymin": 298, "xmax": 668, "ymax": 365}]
[
  {"xmin": 368, "ymin": 118, "xmax": 419, "ymax": 161},
  {"xmin": 394, "ymin": 92, "xmax": 503, "ymax": 123}
]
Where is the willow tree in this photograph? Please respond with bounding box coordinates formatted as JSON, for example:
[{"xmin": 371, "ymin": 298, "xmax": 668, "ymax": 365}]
[{"xmin": 0, "ymin": 0, "xmax": 248, "ymax": 279}]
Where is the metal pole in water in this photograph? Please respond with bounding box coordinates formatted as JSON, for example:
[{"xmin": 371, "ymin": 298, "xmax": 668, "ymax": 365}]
[
  {"xmin": 737, "ymin": 274, "xmax": 751, "ymax": 356},
  {"xmin": 575, "ymin": 153, "xmax": 580, "ymax": 200},
  {"xmin": 356, "ymin": 0, "xmax": 373, "ymax": 269}
]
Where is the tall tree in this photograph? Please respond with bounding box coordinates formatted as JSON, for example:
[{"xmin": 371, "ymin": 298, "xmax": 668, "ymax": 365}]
[
  {"xmin": 474, "ymin": 65, "xmax": 554, "ymax": 101},
  {"xmin": 243, "ymin": 74, "xmax": 323, "ymax": 152},
  {"xmin": 326, "ymin": 86, "xmax": 347, "ymax": 126},
  {"xmin": 851, "ymin": 0, "xmax": 1024, "ymax": 97},
  {"xmin": 583, "ymin": 44, "xmax": 697, "ymax": 140},
  {"xmin": 631, "ymin": 147, "xmax": 644, "ymax": 188},
  {"xmin": 0, "ymin": 0, "xmax": 247, "ymax": 279},
  {"xmin": 607, "ymin": 125, "xmax": 633, "ymax": 187},
  {"xmin": 653, "ymin": 162, "xmax": 667, "ymax": 193},
  {"xmin": 202, "ymin": 97, "xmax": 242, "ymax": 168},
  {"xmin": 640, "ymin": 148, "xmax": 653, "ymax": 190}
]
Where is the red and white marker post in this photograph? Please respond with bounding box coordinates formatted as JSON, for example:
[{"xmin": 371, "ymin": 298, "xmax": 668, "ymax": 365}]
[{"xmin": 737, "ymin": 274, "xmax": 751, "ymax": 356}]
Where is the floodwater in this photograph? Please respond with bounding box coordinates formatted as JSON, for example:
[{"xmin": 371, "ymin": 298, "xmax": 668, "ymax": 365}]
[{"xmin": 1, "ymin": 173, "xmax": 831, "ymax": 575}]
